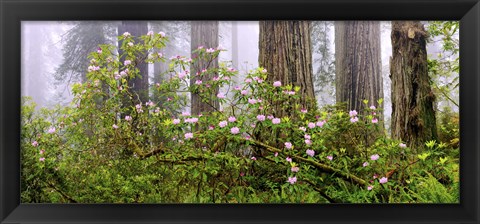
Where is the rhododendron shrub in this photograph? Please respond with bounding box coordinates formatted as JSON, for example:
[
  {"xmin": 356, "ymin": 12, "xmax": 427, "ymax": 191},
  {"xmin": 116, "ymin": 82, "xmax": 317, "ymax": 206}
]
[{"xmin": 21, "ymin": 33, "xmax": 459, "ymax": 203}]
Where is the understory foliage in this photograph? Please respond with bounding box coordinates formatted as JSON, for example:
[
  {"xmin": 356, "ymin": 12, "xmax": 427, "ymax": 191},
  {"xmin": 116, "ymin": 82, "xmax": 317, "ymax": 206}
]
[{"xmin": 21, "ymin": 32, "xmax": 459, "ymax": 203}]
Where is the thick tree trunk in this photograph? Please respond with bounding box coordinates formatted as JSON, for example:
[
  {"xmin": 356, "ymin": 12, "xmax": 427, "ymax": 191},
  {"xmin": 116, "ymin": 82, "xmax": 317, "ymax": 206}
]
[
  {"xmin": 118, "ymin": 21, "xmax": 149, "ymax": 105},
  {"xmin": 259, "ymin": 20, "xmax": 315, "ymax": 112},
  {"xmin": 335, "ymin": 21, "xmax": 383, "ymax": 116},
  {"xmin": 190, "ymin": 21, "xmax": 219, "ymax": 116},
  {"xmin": 390, "ymin": 21, "xmax": 438, "ymax": 148}
]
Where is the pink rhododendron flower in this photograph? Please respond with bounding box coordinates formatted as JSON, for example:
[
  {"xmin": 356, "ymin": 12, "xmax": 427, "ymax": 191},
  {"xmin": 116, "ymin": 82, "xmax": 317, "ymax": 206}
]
[
  {"xmin": 217, "ymin": 93, "xmax": 226, "ymax": 99},
  {"xmin": 181, "ymin": 111, "xmax": 191, "ymax": 116},
  {"xmin": 206, "ymin": 48, "xmax": 215, "ymax": 53},
  {"xmin": 273, "ymin": 81, "xmax": 282, "ymax": 87},
  {"xmin": 184, "ymin": 132, "xmax": 193, "ymax": 139},
  {"xmin": 327, "ymin": 155, "xmax": 333, "ymax": 161},
  {"xmin": 349, "ymin": 110, "xmax": 358, "ymax": 117},
  {"xmin": 122, "ymin": 32, "xmax": 131, "ymax": 37},
  {"xmin": 286, "ymin": 157, "xmax": 292, "ymax": 163},
  {"xmin": 219, "ymin": 121, "xmax": 228, "ymax": 128},
  {"xmin": 367, "ymin": 185, "xmax": 374, "ymax": 190},
  {"xmin": 185, "ymin": 118, "xmax": 199, "ymax": 123},
  {"xmin": 241, "ymin": 90, "xmax": 248, "ymax": 95},
  {"xmin": 251, "ymin": 156, "xmax": 257, "ymax": 161},
  {"xmin": 209, "ymin": 125, "xmax": 215, "ymax": 130},
  {"xmin": 363, "ymin": 162, "xmax": 369, "ymax": 167},
  {"xmin": 299, "ymin": 127, "xmax": 306, "ymax": 132},
  {"xmin": 301, "ymin": 109, "xmax": 308, "ymax": 113},
  {"xmin": 370, "ymin": 105, "xmax": 376, "ymax": 110},
  {"xmin": 39, "ymin": 157, "xmax": 45, "ymax": 162},
  {"xmin": 128, "ymin": 42, "xmax": 134, "ymax": 47},
  {"xmin": 124, "ymin": 60, "xmax": 131, "ymax": 66},
  {"xmin": 261, "ymin": 68, "xmax": 267, "ymax": 73},
  {"xmin": 305, "ymin": 139, "xmax": 312, "ymax": 145},
  {"xmin": 228, "ymin": 116, "xmax": 236, "ymax": 122},
  {"xmin": 97, "ymin": 48, "xmax": 102, "ymax": 54},
  {"xmin": 267, "ymin": 115, "xmax": 274, "ymax": 120},
  {"xmin": 230, "ymin": 127, "xmax": 240, "ymax": 134},
  {"xmin": 271, "ymin": 118, "xmax": 281, "ymax": 124},
  {"xmin": 112, "ymin": 124, "xmax": 119, "ymax": 129},
  {"xmin": 373, "ymin": 174, "xmax": 378, "ymax": 179},
  {"xmin": 195, "ymin": 80, "xmax": 202, "ymax": 85},
  {"xmin": 48, "ymin": 127, "xmax": 56, "ymax": 134},
  {"xmin": 287, "ymin": 176, "xmax": 297, "ymax": 184},
  {"xmin": 245, "ymin": 78, "xmax": 252, "ymax": 83},
  {"xmin": 350, "ymin": 117, "xmax": 359, "ymax": 123},
  {"xmin": 158, "ymin": 31, "xmax": 165, "ymax": 37},
  {"xmin": 379, "ymin": 177, "xmax": 388, "ymax": 184},
  {"xmin": 250, "ymin": 124, "xmax": 256, "ymax": 128},
  {"xmin": 316, "ymin": 120, "xmax": 325, "ymax": 127},
  {"xmin": 304, "ymin": 134, "xmax": 311, "ymax": 140},
  {"xmin": 372, "ymin": 118, "xmax": 378, "ymax": 124},
  {"xmin": 306, "ymin": 149, "xmax": 315, "ymax": 157},
  {"xmin": 284, "ymin": 142, "xmax": 293, "ymax": 149},
  {"xmin": 257, "ymin": 115, "xmax": 266, "ymax": 121},
  {"xmin": 370, "ymin": 154, "xmax": 380, "ymax": 161},
  {"xmin": 291, "ymin": 166, "xmax": 299, "ymax": 173},
  {"xmin": 177, "ymin": 71, "xmax": 187, "ymax": 79},
  {"xmin": 147, "ymin": 31, "xmax": 154, "ymax": 36},
  {"xmin": 234, "ymin": 86, "xmax": 241, "ymax": 90},
  {"xmin": 308, "ymin": 122, "xmax": 316, "ymax": 129},
  {"xmin": 32, "ymin": 141, "xmax": 38, "ymax": 147},
  {"xmin": 274, "ymin": 152, "xmax": 278, "ymax": 157},
  {"xmin": 125, "ymin": 116, "xmax": 132, "ymax": 121},
  {"xmin": 39, "ymin": 149, "xmax": 45, "ymax": 155},
  {"xmin": 399, "ymin": 143, "xmax": 407, "ymax": 148},
  {"xmin": 248, "ymin": 98, "xmax": 257, "ymax": 104},
  {"xmin": 172, "ymin": 119, "xmax": 181, "ymax": 124}
]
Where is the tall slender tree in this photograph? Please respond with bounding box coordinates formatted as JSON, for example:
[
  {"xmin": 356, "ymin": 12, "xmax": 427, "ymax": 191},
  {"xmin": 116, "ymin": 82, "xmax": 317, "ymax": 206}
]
[
  {"xmin": 390, "ymin": 21, "xmax": 437, "ymax": 148},
  {"xmin": 334, "ymin": 21, "xmax": 383, "ymax": 116},
  {"xmin": 118, "ymin": 21, "xmax": 149, "ymax": 104},
  {"xmin": 190, "ymin": 21, "xmax": 219, "ymax": 116},
  {"xmin": 259, "ymin": 20, "xmax": 315, "ymax": 112}
]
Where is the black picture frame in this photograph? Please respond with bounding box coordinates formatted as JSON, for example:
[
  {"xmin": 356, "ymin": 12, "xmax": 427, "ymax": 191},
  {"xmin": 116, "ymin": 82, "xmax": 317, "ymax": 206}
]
[{"xmin": 1, "ymin": 0, "xmax": 479, "ymax": 223}]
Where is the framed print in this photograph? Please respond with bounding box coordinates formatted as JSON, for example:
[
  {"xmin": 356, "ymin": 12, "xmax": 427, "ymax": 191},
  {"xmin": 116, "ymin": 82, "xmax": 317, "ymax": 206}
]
[{"xmin": 1, "ymin": 0, "xmax": 479, "ymax": 223}]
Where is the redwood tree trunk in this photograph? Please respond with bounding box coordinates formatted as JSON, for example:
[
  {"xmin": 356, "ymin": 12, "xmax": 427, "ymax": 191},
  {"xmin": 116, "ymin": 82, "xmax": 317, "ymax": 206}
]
[
  {"xmin": 118, "ymin": 21, "xmax": 149, "ymax": 105},
  {"xmin": 259, "ymin": 20, "xmax": 315, "ymax": 112},
  {"xmin": 335, "ymin": 21, "xmax": 383, "ymax": 115},
  {"xmin": 190, "ymin": 21, "xmax": 219, "ymax": 116},
  {"xmin": 390, "ymin": 21, "xmax": 438, "ymax": 148}
]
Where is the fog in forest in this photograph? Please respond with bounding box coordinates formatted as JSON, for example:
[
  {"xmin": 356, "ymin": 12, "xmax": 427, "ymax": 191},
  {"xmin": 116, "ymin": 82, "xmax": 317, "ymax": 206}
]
[{"xmin": 21, "ymin": 21, "xmax": 457, "ymax": 131}]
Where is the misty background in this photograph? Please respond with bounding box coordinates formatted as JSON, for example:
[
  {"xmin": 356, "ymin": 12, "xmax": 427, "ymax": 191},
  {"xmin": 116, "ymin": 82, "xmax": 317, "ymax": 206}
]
[{"xmin": 21, "ymin": 21, "xmax": 457, "ymax": 133}]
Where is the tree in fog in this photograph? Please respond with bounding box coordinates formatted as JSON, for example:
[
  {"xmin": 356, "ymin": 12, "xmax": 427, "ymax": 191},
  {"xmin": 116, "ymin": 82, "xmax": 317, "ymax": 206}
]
[
  {"xmin": 55, "ymin": 22, "xmax": 116, "ymax": 84},
  {"xmin": 190, "ymin": 21, "xmax": 220, "ymax": 116},
  {"xmin": 311, "ymin": 21, "xmax": 335, "ymax": 106},
  {"xmin": 22, "ymin": 23, "xmax": 48, "ymax": 106},
  {"xmin": 390, "ymin": 21, "xmax": 437, "ymax": 148},
  {"xmin": 118, "ymin": 21, "xmax": 150, "ymax": 104},
  {"xmin": 334, "ymin": 21, "xmax": 383, "ymax": 116},
  {"xmin": 150, "ymin": 21, "xmax": 190, "ymax": 108},
  {"xmin": 259, "ymin": 21, "xmax": 315, "ymax": 112}
]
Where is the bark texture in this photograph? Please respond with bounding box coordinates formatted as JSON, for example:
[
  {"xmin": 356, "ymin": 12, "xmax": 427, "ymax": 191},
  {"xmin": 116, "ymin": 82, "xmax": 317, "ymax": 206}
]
[
  {"xmin": 190, "ymin": 21, "xmax": 219, "ymax": 116},
  {"xmin": 390, "ymin": 21, "xmax": 438, "ymax": 148},
  {"xmin": 335, "ymin": 21, "xmax": 383, "ymax": 115},
  {"xmin": 118, "ymin": 21, "xmax": 149, "ymax": 104},
  {"xmin": 259, "ymin": 21, "xmax": 315, "ymax": 111}
]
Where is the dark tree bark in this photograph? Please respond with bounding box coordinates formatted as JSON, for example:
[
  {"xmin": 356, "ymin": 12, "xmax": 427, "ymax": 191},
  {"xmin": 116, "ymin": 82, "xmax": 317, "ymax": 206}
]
[
  {"xmin": 390, "ymin": 21, "xmax": 438, "ymax": 148},
  {"xmin": 334, "ymin": 21, "xmax": 383, "ymax": 116},
  {"xmin": 190, "ymin": 21, "xmax": 219, "ymax": 116},
  {"xmin": 259, "ymin": 21, "xmax": 315, "ymax": 112},
  {"xmin": 118, "ymin": 21, "xmax": 149, "ymax": 105}
]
